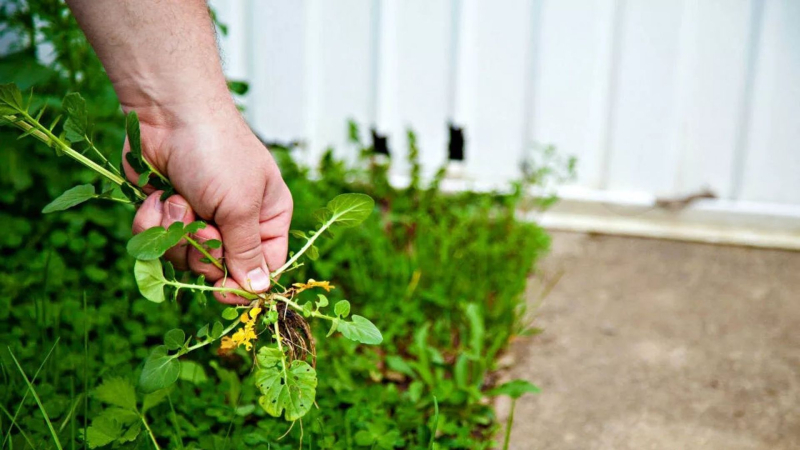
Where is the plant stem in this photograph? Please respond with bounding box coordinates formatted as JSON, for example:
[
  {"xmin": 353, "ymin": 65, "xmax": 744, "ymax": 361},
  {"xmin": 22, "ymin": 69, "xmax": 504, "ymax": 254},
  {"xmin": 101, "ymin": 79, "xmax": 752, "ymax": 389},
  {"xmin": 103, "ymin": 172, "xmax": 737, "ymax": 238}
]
[
  {"xmin": 183, "ymin": 235, "xmax": 224, "ymax": 270},
  {"xmin": 138, "ymin": 413, "xmax": 161, "ymax": 450},
  {"xmin": 168, "ymin": 280, "xmax": 258, "ymax": 300},
  {"xmin": 273, "ymin": 295, "xmax": 336, "ymax": 321},
  {"xmin": 272, "ymin": 304, "xmax": 289, "ymax": 381},
  {"xmin": 4, "ymin": 113, "xmax": 145, "ymax": 201},
  {"xmin": 180, "ymin": 320, "xmax": 241, "ymax": 354},
  {"xmin": 502, "ymin": 399, "xmax": 516, "ymax": 450},
  {"xmin": 271, "ymin": 221, "xmax": 335, "ymax": 278}
]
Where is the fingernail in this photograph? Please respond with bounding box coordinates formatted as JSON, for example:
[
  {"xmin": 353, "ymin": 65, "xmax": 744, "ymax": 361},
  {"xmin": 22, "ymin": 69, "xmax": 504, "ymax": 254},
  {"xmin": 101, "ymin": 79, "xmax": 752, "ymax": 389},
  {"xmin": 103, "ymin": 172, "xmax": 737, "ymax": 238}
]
[
  {"xmin": 167, "ymin": 201, "xmax": 187, "ymax": 222},
  {"xmin": 246, "ymin": 268, "xmax": 270, "ymax": 292},
  {"xmin": 153, "ymin": 196, "xmax": 163, "ymax": 212}
]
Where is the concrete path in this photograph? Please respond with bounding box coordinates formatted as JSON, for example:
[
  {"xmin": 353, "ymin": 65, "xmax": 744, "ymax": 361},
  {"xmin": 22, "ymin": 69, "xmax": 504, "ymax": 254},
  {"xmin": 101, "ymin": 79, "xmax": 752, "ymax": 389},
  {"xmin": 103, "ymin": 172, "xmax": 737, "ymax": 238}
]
[{"xmin": 499, "ymin": 232, "xmax": 800, "ymax": 450}]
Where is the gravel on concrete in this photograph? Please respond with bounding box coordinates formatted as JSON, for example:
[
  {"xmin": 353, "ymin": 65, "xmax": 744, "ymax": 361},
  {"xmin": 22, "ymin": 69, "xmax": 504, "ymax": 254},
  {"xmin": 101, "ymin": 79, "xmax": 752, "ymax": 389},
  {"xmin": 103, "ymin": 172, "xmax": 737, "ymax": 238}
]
[{"xmin": 498, "ymin": 231, "xmax": 800, "ymax": 450}]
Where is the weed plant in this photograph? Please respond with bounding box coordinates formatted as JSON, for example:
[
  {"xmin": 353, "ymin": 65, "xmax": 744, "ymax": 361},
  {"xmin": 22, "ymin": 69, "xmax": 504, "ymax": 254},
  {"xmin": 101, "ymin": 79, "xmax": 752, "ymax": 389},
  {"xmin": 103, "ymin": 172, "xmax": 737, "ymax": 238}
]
[{"xmin": 0, "ymin": 2, "xmax": 563, "ymax": 448}]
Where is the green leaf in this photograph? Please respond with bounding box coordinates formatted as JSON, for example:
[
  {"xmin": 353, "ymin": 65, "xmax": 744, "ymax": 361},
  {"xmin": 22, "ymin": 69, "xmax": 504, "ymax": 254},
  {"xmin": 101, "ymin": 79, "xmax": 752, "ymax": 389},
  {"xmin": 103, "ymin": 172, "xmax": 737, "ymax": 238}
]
[
  {"xmin": 211, "ymin": 321, "xmax": 224, "ymax": 339},
  {"xmin": 126, "ymin": 111, "xmax": 142, "ymax": 160},
  {"xmin": 94, "ymin": 378, "xmax": 137, "ymax": 411},
  {"xmin": 62, "ymin": 92, "xmax": 88, "ymax": 142},
  {"xmin": 338, "ymin": 315, "xmax": 382, "ymax": 345},
  {"xmin": 256, "ymin": 346, "xmax": 283, "ymax": 367},
  {"xmin": 307, "ymin": 245, "xmax": 319, "ymax": 261},
  {"xmin": 134, "ymin": 259, "xmax": 167, "ymax": 303},
  {"xmin": 334, "ymin": 300, "xmax": 350, "ymax": 318},
  {"xmin": 302, "ymin": 302, "xmax": 313, "ymax": 317},
  {"xmin": 197, "ymin": 324, "xmax": 209, "ymax": 338},
  {"xmin": 256, "ymin": 360, "xmax": 317, "ymax": 421},
  {"xmin": 127, "ymin": 222, "xmax": 185, "ymax": 260},
  {"xmin": 42, "ymin": 184, "xmax": 95, "ymax": 213},
  {"xmin": 142, "ymin": 389, "xmax": 170, "ymax": 414},
  {"xmin": 83, "ymin": 415, "xmax": 122, "ymax": 448},
  {"xmin": 0, "ymin": 83, "xmax": 23, "ymax": 114},
  {"xmin": 205, "ymin": 239, "xmax": 222, "ymax": 249},
  {"xmin": 321, "ymin": 193, "xmax": 374, "ymax": 229},
  {"xmin": 316, "ymin": 294, "xmax": 329, "ymax": 308},
  {"xmin": 221, "ymin": 307, "xmax": 239, "ymax": 321},
  {"xmin": 139, "ymin": 345, "xmax": 180, "ymax": 393},
  {"xmin": 487, "ymin": 379, "xmax": 541, "ymax": 399},
  {"xmin": 164, "ymin": 329, "xmax": 185, "ymax": 350},
  {"xmin": 178, "ymin": 360, "xmax": 208, "ymax": 384},
  {"xmin": 183, "ymin": 221, "xmax": 207, "ymax": 234},
  {"xmin": 264, "ymin": 310, "xmax": 278, "ymax": 325},
  {"xmin": 326, "ymin": 318, "xmax": 339, "ymax": 337},
  {"xmin": 136, "ymin": 170, "xmax": 151, "ymax": 187},
  {"xmin": 289, "ymin": 230, "xmax": 307, "ymax": 239}
]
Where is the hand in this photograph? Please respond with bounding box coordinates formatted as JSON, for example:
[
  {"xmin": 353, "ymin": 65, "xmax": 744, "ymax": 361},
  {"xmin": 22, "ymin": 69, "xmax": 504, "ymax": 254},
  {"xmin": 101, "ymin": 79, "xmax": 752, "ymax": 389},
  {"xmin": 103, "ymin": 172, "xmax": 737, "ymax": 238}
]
[{"xmin": 123, "ymin": 108, "xmax": 293, "ymax": 304}]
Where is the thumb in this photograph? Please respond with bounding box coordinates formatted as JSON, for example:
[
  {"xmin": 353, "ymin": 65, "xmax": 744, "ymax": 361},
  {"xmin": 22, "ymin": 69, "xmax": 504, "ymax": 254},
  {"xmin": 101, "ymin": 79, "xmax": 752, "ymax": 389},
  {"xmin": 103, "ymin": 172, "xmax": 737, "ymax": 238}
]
[{"xmin": 216, "ymin": 205, "xmax": 270, "ymax": 293}]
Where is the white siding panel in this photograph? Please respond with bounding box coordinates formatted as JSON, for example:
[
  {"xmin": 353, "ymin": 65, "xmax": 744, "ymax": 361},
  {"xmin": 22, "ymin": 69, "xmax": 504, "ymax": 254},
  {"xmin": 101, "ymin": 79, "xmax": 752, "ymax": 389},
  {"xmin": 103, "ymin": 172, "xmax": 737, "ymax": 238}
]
[
  {"xmin": 459, "ymin": 0, "xmax": 533, "ymax": 183},
  {"xmin": 605, "ymin": 0, "xmax": 685, "ymax": 194},
  {"xmin": 739, "ymin": 0, "xmax": 800, "ymax": 205},
  {"xmin": 531, "ymin": 0, "xmax": 618, "ymax": 189},
  {"xmin": 673, "ymin": 0, "xmax": 752, "ymax": 199},
  {"xmin": 245, "ymin": 1, "xmax": 307, "ymax": 143}
]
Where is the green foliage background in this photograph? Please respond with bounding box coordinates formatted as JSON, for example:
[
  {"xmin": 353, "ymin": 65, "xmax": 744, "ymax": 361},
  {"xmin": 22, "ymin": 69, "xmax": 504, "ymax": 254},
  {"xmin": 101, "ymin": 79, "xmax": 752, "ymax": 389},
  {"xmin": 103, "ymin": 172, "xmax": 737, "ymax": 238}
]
[{"xmin": 0, "ymin": 2, "xmax": 554, "ymax": 448}]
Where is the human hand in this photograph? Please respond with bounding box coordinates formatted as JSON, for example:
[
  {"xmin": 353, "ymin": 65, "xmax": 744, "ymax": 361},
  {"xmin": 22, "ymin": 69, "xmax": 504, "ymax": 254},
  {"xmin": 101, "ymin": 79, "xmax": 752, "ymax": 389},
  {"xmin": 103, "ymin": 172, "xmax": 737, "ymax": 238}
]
[{"xmin": 123, "ymin": 107, "xmax": 293, "ymax": 304}]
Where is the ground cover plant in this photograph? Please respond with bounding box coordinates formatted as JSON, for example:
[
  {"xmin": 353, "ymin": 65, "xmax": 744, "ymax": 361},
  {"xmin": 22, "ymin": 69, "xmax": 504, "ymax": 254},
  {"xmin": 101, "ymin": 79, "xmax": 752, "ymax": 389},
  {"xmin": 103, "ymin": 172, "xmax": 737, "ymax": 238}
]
[{"xmin": 1, "ymin": 2, "xmax": 565, "ymax": 448}]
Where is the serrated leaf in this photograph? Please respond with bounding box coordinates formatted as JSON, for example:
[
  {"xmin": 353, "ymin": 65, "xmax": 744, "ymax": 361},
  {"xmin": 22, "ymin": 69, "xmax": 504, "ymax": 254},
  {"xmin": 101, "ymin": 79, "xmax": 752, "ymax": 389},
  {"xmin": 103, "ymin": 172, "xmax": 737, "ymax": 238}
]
[
  {"xmin": 164, "ymin": 329, "xmax": 185, "ymax": 350},
  {"xmin": 62, "ymin": 92, "xmax": 87, "ymax": 141},
  {"xmin": 42, "ymin": 184, "xmax": 95, "ymax": 213},
  {"xmin": 0, "ymin": 83, "xmax": 24, "ymax": 114},
  {"xmin": 325, "ymin": 193, "xmax": 374, "ymax": 229},
  {"xmin": 139, "ymin": 345, "xmax": 180, "ymax": 393},
  {"xmin": 334, "ymin": 300, "xmax": 350, "ymax": 318},
  {"xmin": 83, "ymin": 415, "xmax": 122, "ymax": 448},
  {"xmin": 486, "ymin": 379, "xmax": 541, "ymax": 399},
  {"xmin": 134, "ymin": 259, "xmax": 167, "ymax": 303},
  {"xmin": 264, "ymin": 310, "xmax": 278, "ymax": 325},
  {"xmin": 256, "ymin": 360, "xmax": 317, "ymax": 421},
  {"xmin": 256, "ymin": 346, "xmax": 283, "ymax": 367},
  {"xmin": 94, "ymin": 377, "xmax": 136, "ymax": 410},
  {"xmin": 127, "ymin": 222, "xmax": 185, "ymax": 260},
  {"xmin": 221, "ymin": 307, "xmax": 238, "ymax": 321},
  {"xmin": 338, "ymin": 315, "xmax": 382, "ymax": 345}
]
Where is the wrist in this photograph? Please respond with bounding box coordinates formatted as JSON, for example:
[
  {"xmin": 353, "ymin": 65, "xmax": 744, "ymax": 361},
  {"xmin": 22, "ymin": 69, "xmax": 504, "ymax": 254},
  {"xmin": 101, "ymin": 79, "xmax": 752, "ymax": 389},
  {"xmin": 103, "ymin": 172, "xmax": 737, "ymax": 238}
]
[{"xmin": 115, "ymin": 72, "xmax": 238, "ymax": 129}]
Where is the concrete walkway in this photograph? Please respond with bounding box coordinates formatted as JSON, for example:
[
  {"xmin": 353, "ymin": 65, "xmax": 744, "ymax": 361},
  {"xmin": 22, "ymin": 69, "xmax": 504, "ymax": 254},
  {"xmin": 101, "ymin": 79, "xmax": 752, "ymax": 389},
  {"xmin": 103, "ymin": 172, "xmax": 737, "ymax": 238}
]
[{"xmin": 500, "ymin": 232, "xmax": 800, "ymax": 450}]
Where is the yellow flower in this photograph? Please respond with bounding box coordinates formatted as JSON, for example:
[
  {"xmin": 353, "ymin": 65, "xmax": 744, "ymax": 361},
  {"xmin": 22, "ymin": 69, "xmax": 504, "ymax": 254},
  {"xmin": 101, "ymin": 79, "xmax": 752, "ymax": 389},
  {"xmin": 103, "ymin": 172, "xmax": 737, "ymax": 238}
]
[
  {"xmin": 293, "ymin": 279, "xmax": 335, "ymax": 293},
  {"xmin": 221, "ymin": 307, "xmax": 263, "ymax": 352}
]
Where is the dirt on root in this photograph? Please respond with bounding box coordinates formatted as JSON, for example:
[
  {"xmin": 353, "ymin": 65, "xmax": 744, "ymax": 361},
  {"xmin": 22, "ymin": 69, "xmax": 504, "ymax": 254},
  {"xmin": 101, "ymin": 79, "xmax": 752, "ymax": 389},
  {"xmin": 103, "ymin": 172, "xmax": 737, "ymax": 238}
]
[{"xmin": 498, "ymin": 231, "xmax": 800, "ymax": 450}]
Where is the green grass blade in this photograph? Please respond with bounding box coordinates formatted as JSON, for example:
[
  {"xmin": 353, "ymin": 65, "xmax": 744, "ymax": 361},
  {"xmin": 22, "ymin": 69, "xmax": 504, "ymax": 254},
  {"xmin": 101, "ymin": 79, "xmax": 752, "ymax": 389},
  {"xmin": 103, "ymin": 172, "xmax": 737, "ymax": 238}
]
[
  {"xmin": 8, "ymin": 345, "xmax": 64, "ymax": 450},
  {"xmin": 1, "ymin": 340, "xmax": 60, "ymax": 448},
  {"xmin": 428, "ymin": 396, "xmax": 439, "ymax": 449},
  {"xmin": 0, "ymin": 404, "xmax": 37, "ymax": 449}
]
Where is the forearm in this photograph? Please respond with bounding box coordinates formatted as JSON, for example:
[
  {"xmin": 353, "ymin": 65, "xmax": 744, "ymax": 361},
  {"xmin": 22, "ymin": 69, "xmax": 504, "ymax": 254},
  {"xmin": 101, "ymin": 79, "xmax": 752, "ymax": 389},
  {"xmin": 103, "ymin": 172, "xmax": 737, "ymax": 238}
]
[{"xmin": 66, "ymin": 0, "xmax": 237, "ymax": 127}]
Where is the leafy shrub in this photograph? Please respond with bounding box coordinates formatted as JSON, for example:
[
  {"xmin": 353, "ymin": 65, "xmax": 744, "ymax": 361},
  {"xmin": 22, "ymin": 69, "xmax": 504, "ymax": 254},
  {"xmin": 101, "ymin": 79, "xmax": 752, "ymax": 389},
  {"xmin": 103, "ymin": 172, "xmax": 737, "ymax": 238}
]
[{"xmin": 0, "ymin": 2, "xmax": 562, "ymax": 448}]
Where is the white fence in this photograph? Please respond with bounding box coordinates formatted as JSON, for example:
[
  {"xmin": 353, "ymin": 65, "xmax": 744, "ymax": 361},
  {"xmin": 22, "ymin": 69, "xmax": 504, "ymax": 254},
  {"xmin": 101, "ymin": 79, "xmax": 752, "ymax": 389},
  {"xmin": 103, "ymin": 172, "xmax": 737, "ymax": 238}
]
[{"xmin": 211, "ymin": 0, "xmax": 800, "ymax": 232}]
